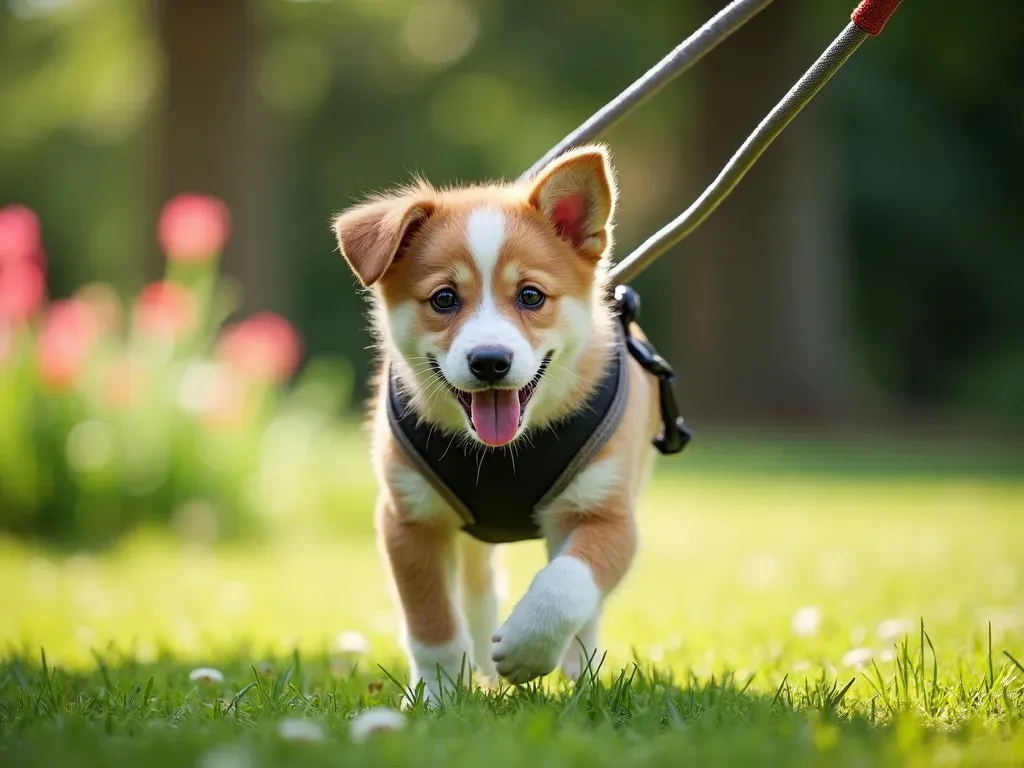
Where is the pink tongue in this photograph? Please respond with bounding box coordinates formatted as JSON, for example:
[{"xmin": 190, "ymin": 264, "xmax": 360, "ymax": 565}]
[{"xmin": 470, "ymin": 390, "xmax": 521, "ymax": 447}]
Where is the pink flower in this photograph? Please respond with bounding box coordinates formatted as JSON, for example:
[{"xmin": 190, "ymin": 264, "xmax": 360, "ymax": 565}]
[
  {"xmin": 0, "ymin": 204, "xmax": 42, "ymax": 267},
  {"xmin": 158, "ymin": 193, "xmax": 231, "ymax": 261},
  {"xmin": 37, "ymin": 299, "xmax": 101, "ymax": 390},
  {"xmin": 178, "ymin": 362, "xmax": 251, "ymax": 428},
  {"xmin": 134, "ymin": 281, "xmax": 195, "ymax": 339},
  {"xmin": 0, "ymin": 261, "xmax": 46, "ymax": 323},
  {"xmin": 103, "ymin": 354, "xmax": 148, "ymax": 411},
  {"xmin": 204, "ymin": 367, "xmax": 250, "ymax": 428},
  {"xmin": 216, "ymin": 312, "xmax": 301, "ymax": 383},
  {"xmin": 0, "ymin": 321, "xmax": 11, "ymax": 367},
  {"xmin": 75, "ymin": 283, "xmax": 122, "ymax": 335}
]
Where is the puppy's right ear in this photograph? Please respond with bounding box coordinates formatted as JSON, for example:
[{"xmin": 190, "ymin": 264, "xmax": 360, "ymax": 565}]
[{"xmin": 332, "ymin": 193, "xmax": 434, "ymax": 287}]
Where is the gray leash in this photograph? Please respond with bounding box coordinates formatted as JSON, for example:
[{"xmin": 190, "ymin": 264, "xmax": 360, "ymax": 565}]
[
  {"xmin": 523, "ymin": 0, "xmax": 905, "ymax": 286},
  {"xmin": 519, "ymin": 0, "xmax": 778, "ymax": 184}
]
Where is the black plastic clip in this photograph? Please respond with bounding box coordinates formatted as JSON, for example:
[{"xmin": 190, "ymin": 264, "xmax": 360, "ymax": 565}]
[{"xmin": 614, "ymin": 284, "xmax": 692, "ymax": 455}]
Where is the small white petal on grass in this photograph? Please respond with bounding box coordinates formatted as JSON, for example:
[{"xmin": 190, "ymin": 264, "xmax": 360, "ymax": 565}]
[
  {"xmin": 790, "ymin": 606, "xmax": 823, "ymax": 637},
  {"xmin": 277, "ymin": 718, "xmax": 325, "ymax": 743},
  {"xmin": 349, "ymin": 707, "xmax": 406, "ymax": 743},
  {"xmin": 197, "ymin": 744, "xmax": 253, "ymax": 768},
  {"xmin": 189, "ymin": 667, "xmax": 225, "ymax": 684},
  {"xmin": 335, "ymin": 630, "xmax": 369, "ymax": 655},
  {"xmin": 876, "ymin": 617, "xmax": 914, "ymax": 642},
  {"xmin": 841, "ymin": 648, "xmax": 874, "ymax": 670},
  {"xmin": 330, "ymin": 655, "xmax": 353, "ymax": 677}
]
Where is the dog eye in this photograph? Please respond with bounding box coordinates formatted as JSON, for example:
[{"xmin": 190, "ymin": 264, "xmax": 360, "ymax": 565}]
[
  {"xmin": 430, "ymin": 288, "xmax": 459, "ymax": 312},
  {"xmin": 518, "ymin": 286, "xmax": 545, "ymax": 309}
]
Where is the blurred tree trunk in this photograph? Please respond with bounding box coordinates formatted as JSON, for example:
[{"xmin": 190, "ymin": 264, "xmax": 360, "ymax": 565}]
[
  {"xmin": 667, "ymin": 0, "xmax": 852, "ymax": 427},
  {"xmin": 149, "ymin": 0, "xmax": 283, "ymax": 316}
]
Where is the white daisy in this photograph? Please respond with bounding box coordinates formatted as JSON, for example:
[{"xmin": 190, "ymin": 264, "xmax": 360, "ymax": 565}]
[
  {"xmin": 197, "ymin": 744, "xmax": 253, "ymax": 768},
  {"xmin": 349, "ymin": 707, "xmax": 406, "ymax": 743},
  {"xmin": 277, "ymin": 718, "xmax": 325, "ymax": 743},
  {"xmin": 335, "ymin": 630, "xmax": 369, "ymax": 655},
  {"xmin": 189, "ymin": 667, "xmax": 225, "ymax": 684},
  {"xmin": 840, "ymin": 648, "xmax": 873, "ymax": 670},
  {"xmin": 876, "ymin": 617, "xmax": 914, "ymax": 642},
  {"xmin": 790, "ymin": 606, "xmax": 822, "ymax": 637}
]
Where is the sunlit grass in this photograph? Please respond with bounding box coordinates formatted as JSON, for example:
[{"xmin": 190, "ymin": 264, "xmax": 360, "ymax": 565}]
[{"xmin": 1, "ymin": 434, "xmax": 1023, "ymax": 766}]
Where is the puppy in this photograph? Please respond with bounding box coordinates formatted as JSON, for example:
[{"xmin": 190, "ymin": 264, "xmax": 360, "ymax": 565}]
[{"xmin": 332, "ymin": 145, "xmax": 659, "ymax": 701}]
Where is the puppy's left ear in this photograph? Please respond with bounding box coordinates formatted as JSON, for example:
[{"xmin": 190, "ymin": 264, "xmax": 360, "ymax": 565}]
[
  {"xmin": 528, "ymin": 145, "xmax": 617, "ymax": 261},
  {"xmin": 332, "ymin": 190, "xmax": 434, "ymax": 287}
]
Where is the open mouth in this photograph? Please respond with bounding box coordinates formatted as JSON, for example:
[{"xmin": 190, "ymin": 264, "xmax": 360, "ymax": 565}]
[{"xmin": 430, "ymin": 354, "xmax": 552, "ymax": 447}]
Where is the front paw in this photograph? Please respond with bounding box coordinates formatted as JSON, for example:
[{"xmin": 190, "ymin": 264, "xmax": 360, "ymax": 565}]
[
  {"xmin": 489, "ymin": 556, "xmax": 601, "ymax": 685},
  {"xmin": 407, "ymin": 638, "xmax": 471, "ymax": 706},
  {"xmin": 491, "ymin": 613, "xmax": 570, "ymax": 685}
]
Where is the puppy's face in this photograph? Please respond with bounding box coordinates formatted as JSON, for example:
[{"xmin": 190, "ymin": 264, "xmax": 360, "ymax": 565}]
[{"xmin": 333, "ymin": 146, "xmax": 617, "ymax": 448}]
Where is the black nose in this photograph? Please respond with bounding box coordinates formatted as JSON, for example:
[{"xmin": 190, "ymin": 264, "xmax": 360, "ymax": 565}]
[{"xmin": 468, "ymin": 346, "xmax": 512, "ymax": 383}]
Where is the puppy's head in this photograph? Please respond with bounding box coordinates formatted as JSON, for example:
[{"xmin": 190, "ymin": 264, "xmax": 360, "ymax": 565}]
[{"xmin": 333, "ymin": 145, "xmax": 617, "ymax": 448}]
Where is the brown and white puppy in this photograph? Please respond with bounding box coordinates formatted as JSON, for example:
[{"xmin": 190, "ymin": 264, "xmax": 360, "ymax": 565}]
[{"xmin": 332, "ymin": 145, "xmax": 659, "ymax": 700}]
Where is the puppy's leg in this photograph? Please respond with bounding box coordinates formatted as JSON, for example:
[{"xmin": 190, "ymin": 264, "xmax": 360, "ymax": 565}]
[
  {"xmin": 492, "ymin": 504, "xmax": 635, "ymax": 684},
  {"xmin": 561, "ymin": 612, "xmax": 603, "ymax": 682},
  {"xmin": 458, "ymin": 536, "xmax": 501, "ymax": 681},
  {"xmin": 542, "ymin": 536, "xmax": 602, "ymax": 681},
  {"xmin": 379, "ymin": 500, "xmax": 470, "ymax": 704}
]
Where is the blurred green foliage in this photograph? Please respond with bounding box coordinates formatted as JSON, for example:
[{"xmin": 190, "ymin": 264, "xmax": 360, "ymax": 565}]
[
  {"xmin": 1, "ymin": 0, "xmax": 1021, "ymax": 424},
  {"xmin": 0, "ymin": 196, "xmax": 359, "ymax": 547},
  {"xmin": 0, "ymin": 0, "xmax": 1022, "ymax": 547}
]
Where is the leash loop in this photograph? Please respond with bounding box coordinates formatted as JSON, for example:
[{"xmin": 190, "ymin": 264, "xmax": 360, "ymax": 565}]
[{"xmin": 614, "ymin": 285, "xmax": 692, "ymax": 455}]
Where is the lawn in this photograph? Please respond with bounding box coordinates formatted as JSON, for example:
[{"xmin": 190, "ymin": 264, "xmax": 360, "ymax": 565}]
[{"xmin": 1, "ymin": 433, "xmax": 1023, "ymax": 767}]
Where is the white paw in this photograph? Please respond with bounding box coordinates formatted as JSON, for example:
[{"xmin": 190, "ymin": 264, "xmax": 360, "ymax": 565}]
[
  {"xmin": 407, "ymin": 638, "xmax": 471, "ymax": 706},
  {"xmin": 491, "ymin": 616, "xmax": 569, "ymax": 684},
  {"xmin": 560, "ymin": 646, "xmax": 583, "ymax": 681},
  {"xmin": 490, "ymin": 556, "xmax": 601, "ymax": 685},
  {"xmin": 561, "ymin": 616, "xmax": 602, "ymax": 681},
  {"xmin": 560, "ymin": 638, "xmax": 601, "ymax": 681},
  {"xmin": 408, "ymin": 668, "xmax": 455, "ymax": 707},
  {"xmin": 473, "ymin": 653, "xmax": 498, "ymax": 685}
]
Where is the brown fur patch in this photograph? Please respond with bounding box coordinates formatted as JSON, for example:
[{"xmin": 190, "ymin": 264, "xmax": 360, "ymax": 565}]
[
  {"xmin": 561, "ymin": 508, "xmax": 637, "ymax": 593},
  {"xmin": 378, "ymin": 500, "xmax": 459, "ymax": 646},
  {"xmin": 546, "ymin": 342, "xmax": 661, "ymax": 590},
  {"xmin": 333, "ymin": 181, "xmax": 436, "ymax": 287},
  {"xmin": 458, "ymin": 536, "xmax": 495, "ymax": 598}
]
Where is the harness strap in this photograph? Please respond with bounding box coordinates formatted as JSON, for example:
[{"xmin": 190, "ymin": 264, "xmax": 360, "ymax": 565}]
[
  {"xmin": 385, "ymin": 383, "xmax": 476, "ymax": 528},
  {"xmin": 614, "ymin": 285, "xmax": 692, "ymax": 455},
  {"xmin": 385, "ymin": 322, "xmax": 630, "ymax": 544},
  {"xmin": 535, "ymin": 324, "xmax": 631, "ymax": 511}
]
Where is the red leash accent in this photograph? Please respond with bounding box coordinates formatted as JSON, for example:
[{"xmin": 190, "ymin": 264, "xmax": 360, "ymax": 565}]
[{"xmin": 851, "ymin": 0, "xmax": 903, "ymax": 35}]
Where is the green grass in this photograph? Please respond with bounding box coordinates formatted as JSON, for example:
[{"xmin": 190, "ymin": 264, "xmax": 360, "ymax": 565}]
[{"xmin": 1, "ymin": 434, "xmax": 1024, "ymax": 766}]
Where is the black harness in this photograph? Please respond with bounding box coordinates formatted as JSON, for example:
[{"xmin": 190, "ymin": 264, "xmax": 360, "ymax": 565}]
[{"xmin": 386, "ymin": 286, "xmax": 691, "ymax": 544}]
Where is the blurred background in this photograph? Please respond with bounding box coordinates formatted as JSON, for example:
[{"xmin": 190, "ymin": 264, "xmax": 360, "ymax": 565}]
[{"xmin": 0, "ymin": 0, "xmax": 1022, "ymax": 552}]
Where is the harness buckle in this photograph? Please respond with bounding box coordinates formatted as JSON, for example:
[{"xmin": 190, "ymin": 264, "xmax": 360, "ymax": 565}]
[{"xmin": 613, "ymin": 285, "xmax": 692, "ymax": 456}]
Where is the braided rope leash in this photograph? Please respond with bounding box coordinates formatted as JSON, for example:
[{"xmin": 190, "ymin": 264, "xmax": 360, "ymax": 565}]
[{"xmin": 609, "ymin": 0, "xmax": 904, "ymax": 285}]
